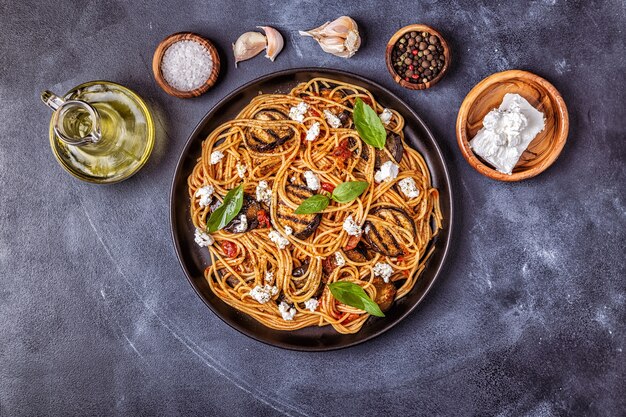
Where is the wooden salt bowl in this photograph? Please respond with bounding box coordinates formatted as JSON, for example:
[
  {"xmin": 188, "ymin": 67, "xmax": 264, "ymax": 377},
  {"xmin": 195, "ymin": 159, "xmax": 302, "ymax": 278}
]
[{"xmin": 152, "ymin": 32, "xmax": 220, "ymax": 99}]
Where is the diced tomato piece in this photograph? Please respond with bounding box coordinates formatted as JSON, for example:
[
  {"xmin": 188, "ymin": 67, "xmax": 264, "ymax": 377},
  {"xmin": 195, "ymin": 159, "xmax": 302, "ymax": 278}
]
[
  {"xmin": 322, "ymin": 256, "xmax": 336, "ymax": 275},
  {"xmin": 333, "ymin": 139, "xmax": 352, "ymax": 163},
  {"xmin": 221, "ymin": 241, "xmax": 238, "ymax": 258},
  {"xmin": 321, "ymin": 182, "xmax": 335, "ymax": 193},
  {"xmin": 344, "ymin": 235, "xmax": 360, "ymax": 251},
  {"xmin": 309, "ymin": 108, "xmax": 321, "ymax": 117},
  {"xmin": 257, "ymin": 210, "xmax": 270, "ymax": 228}
]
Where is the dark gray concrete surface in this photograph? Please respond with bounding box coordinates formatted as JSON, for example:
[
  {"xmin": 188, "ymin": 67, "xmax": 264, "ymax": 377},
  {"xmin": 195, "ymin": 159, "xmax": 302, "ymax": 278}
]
[{"xmin": 1, "ymin": 1, "xmax": 625, "ymax": 416}]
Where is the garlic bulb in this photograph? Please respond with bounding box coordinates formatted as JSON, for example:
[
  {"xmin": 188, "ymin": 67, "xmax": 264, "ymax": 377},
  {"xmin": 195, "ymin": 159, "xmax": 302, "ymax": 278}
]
[
  {"xmin": 258, "ymin": 26, "xmax": 284, "ymax": 61},
  {"xmin": 299, "ymin": 16, "xmax": 361, "ymax": 58},
  {"xmin": 232, "ymin": 31, "xmax": 266, "ymax": 67}
]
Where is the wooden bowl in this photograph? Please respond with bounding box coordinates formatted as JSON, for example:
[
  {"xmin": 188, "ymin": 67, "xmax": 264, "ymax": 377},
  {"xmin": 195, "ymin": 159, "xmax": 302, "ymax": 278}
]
[
  {"xmin": 385, "ymin": 24, "xmax": 451, "ymax": 90},
  {"xmin": 456, "ymin": 70, "xmax": 568, "ymax": 181},
  {"xmin": 152, "ymin": 32, "xmax": 220, "ymax": 98}
]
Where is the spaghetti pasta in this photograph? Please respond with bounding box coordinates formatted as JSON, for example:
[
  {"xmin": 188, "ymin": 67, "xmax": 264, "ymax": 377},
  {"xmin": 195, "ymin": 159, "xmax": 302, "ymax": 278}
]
[{"xmin": 188, "ymin": 78, "xmax": 442, "ymax": 334}]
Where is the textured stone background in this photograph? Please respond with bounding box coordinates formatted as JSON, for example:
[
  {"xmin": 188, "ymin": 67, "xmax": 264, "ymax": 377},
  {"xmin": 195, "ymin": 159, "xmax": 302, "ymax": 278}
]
[{"xmin": 1, "ymin": 1, "xmax": 624, "ymax": 416}]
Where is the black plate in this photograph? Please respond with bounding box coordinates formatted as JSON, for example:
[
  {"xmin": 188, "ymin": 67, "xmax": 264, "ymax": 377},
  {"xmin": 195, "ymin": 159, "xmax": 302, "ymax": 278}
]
[{"xmin": 170, "ymin": 68, "xmax": 453, "ymax": 351}]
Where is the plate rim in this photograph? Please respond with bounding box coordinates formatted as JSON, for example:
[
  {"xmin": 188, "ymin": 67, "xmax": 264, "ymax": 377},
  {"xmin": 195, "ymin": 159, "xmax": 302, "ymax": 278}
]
[{"xmin": 170, "ymin": 67, "xmax": 454, "ymax": 351}]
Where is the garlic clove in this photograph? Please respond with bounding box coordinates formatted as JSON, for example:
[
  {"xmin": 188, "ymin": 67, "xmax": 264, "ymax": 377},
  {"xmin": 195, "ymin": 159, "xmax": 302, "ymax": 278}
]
[
  {"xmin": 299, "ymin": 16, "xmax": 361, "ymax": 59},
  {"xmin": 317, "ymin": 36, "xmax": 346, "ymax": 55},
  {"xmin": 258, "ymin": 26, "xmax": 284, "ymax": 62},
  {"xmin": 343, "ymin": 29, "xmax": 361, "ymax": 58},
  {"xmin": 232, "ymin": 31, "xmax": 267, "ymax": 68},
  {"xmin": 320, "ymin": 16, "xmax": 358, "ymax": 37},
  {"xmin": 298, "ymin": 22, "xmax": 330, "ymax": 39}
]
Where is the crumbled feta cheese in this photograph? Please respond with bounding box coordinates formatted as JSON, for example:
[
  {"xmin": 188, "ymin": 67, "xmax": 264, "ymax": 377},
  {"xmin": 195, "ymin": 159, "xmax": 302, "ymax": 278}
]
[
  {"xmin": 304, "ymin": 298, "xmax": 319, "ymax": 312},
  {"xmin": 305, "ymin": 121, "xmax": 321, "ymax": 141},
  {"xmin": 303, "ymin": 170, "xmax": 320, "ymax": 191},
  {"xmin": 284, "ymin": 226, "xmax": 293, "ymax": 236},
  {"xmin": 289, "ymin": 101, "xmax": 309, "ymax": 122},
  {"xmin": 268, "ymin": 230, "xmax": 290, "ymax": 249},
  {"xmin": 233, "ymin": 214, "xmax": 248, "ymax": 233},
  {"xmin": 398, "ymin": 177, "xmax": 420, "ymax": 199},
  {"xmin": 373, "ymin": 262, "xmax": 394, "ymax": 283},
  {"xmin": 249, "ymin": 284, "xmax": 279, "ymax": 304},
  {"xmin": 236, "ymin": 162, "xmax": 247, "ymax": 178},
  {"xmin": 374, "ymin": 161, "xmax": 399, "ymax": 183},
  {"xmin": 343, "ymin": 215, "xmax": 361, "ymax": 236},
  {"xmin": 334, "ymin": 251, "xmax": 346, "ymax": 267},
  {"xmin": 289, "ymin": 176, "xmax": 297, "ymax": 183},
  {"xmin": 278, "ymin": 301, "xmax": 296, "ymax": 320},
  {"xmin": 379, "ymin": 108, "xmax": 393, "ymax": 125},
  {"xmin": 264, "ymin": 271, "xmax": 274, "ymax": 283},
  {"xmin": 210, "ymin": 150, "xmax": 224, "ymax": 164},
  {"xmin": 255, "ymin": 180, "xmax": 272, "ymax": 205},
  {"xmin": 194, "ymin": 228, "xmax": 214, "ymax": 247},
  {"xmin": 194, "ymin": 185, "xmax": 214, "ymax": 208},
  {"xmin": 324, "ymin": 110, "xmax": 342, "ymax": 128}
]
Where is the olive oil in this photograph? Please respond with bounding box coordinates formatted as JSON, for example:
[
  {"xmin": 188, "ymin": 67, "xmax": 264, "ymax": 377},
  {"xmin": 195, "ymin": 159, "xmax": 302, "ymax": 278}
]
[{"xmin": 47, "ymin": 81, "xmax": 155, "ymax": 183}]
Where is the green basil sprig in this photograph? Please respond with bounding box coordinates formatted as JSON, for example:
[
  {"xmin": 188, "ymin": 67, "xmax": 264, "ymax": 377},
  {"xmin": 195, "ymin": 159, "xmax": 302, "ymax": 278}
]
[
  {"xmin": 328, "ymin": 281, "xmax": 385, "ymax": 317},
  {"xmin": 353, "ymin": 98, "xmax": 386, "ymax": 150},
  {"xmin": 206, "ymin": 185, "xmax": 244, "ymax": 232},
  {"xmin": 294, "ymin": 194, "xmax": 329, "ymax": 214},
  {"xmin": 331, "ymin": 181, "xmax": 369, "ymax": 204},
  {"xmin": 294, "ymin": 181, "xmax": 369, "ymax": 214}
]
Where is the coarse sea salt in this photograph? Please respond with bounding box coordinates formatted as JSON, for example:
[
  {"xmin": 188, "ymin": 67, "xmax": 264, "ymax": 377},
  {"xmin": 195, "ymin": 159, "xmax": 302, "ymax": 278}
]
[{"xmin": 161, "ymin": 40, "xmax": 213, "ymax": 92}]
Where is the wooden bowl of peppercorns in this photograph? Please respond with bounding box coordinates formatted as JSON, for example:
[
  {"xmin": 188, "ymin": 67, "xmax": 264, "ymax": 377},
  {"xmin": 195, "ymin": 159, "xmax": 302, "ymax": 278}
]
[{"xmin": 386, "ymin": 24, "xmax": 451, "ymax": 90}]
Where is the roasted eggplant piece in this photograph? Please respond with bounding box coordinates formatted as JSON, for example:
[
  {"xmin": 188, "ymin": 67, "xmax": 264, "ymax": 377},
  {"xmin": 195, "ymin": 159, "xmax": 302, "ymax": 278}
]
[
  {"xmin": 343, "ymin": 241, "xmax": 373, "ymax": 263},
  {"xmin": 245, "ymin": 109, "xmax": 294, "ymax": 152},
  {"xmin": 364, "ymin": 206, "xmax": 415, "ymax": 257},
  {"xmin": 275, "ymin": 184, "xmax": 321, "ymax": 240},
  {"xmin": 292, "ymin": 260, "xmax": 310, "ymax": 289},
  {"xmin": 292, "ymin": 260, "xmax": 310, "ymax": 278},
  {"xmin": 360, "ymin": 131, "xmax": 404, "ymax": 169},
  {"xmin": 224, "ymin": 194, "xmax": 260, "ymax": 233},
  {"xmin": 372, "ymin": 277, "xmax": 396, "ymax": 312}
]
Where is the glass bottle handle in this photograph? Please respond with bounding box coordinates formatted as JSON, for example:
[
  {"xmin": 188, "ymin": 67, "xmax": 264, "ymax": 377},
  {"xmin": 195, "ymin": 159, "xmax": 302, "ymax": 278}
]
[
  {"xmin": 41, "ymin": 90, "xmax": 102, "ymax": 146},
  {"xmin": 41, "ymin": 90, "xmax": 65, "ymax": 111}
]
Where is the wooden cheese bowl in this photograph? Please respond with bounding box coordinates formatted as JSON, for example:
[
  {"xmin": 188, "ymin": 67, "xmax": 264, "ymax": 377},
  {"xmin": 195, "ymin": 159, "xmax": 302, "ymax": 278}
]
[
  {"xmin": 456, "ymin": 70, "xmax": 569, "ymax": 181},
  {"xmin": 385, "ymin": 24, "xmax": 451, "ymax": 90},
  {"xmin": 152, "ymin": 32, "xmax": 220, "ymax": 99}
]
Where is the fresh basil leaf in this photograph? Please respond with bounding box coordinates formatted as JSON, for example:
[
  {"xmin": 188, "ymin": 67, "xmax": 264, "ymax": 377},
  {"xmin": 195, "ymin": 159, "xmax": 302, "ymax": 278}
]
[
  {"xmin": 353, "ymin": 98, "xmax": 386, "ymax": 150},
  {"xmin": 206, "ymin": 185, "xmax": 244, "ymax": 232},
  {"xmin": 331, "ymin": 181, "xmax": 369, "ymax": 203},
  {"xmin": 294, "ymin": 194, "xmax": 330, "ymax": 214},
  {"xmin": 328, "ymin": 281, "xmax": 385, "ymax": 317}
]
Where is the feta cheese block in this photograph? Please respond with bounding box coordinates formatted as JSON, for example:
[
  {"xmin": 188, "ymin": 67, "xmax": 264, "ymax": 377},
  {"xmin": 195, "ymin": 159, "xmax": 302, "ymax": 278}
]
[
  {"xmin": 210, "ymin": 150, "xmax": 224, "ymax": 164},
  {"xmin": 343, "ymin": 215, "xmax": 361, "ymax": 236},
  {"xmin": 303, "ymin": 170, "xmax": 320, "ymax": 191},
  {"xmin": 323, "ymin": 110, "xmax": 342, "ymax": 128},
  {"xmin": 373, "ymin": 262, "xmax": 394, "ymax": 283},
  {"xmin": 278, "ymin": 301, "xmax": 296, "ymax": 320},
  {"xmin": 469, "ymin": 93, "xmax": 546, "ymax": 175},
  {"xmin": 374, "ymin": 161, "xmax": 399, "ymax": 183},
  {"xmin": 398, "ymin": 177, "xmax": 420, "ymax": 199},
  {"xmin": 305, "ymin": 122, "xmax": 321, "ymax": 141}
]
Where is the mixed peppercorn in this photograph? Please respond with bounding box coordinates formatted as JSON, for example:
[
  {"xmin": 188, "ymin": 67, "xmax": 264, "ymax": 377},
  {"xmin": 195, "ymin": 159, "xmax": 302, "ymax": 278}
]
[{"xmin": 391, "ymin": 31, "xmax": 445, "ymax": 85}]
